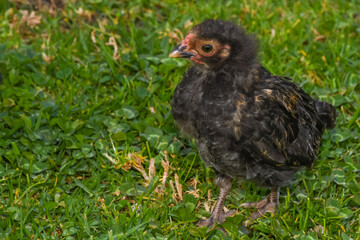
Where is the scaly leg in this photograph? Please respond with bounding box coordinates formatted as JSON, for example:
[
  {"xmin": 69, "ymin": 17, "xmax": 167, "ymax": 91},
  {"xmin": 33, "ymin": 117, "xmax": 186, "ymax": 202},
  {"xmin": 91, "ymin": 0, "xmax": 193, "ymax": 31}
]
[
  {"xmin": 240, "ymin": 187, "xmax": 280, "ymax": 220},
  {"xmin": 197, "ymin": 176, "xmax": 235, "ymax": 228}
]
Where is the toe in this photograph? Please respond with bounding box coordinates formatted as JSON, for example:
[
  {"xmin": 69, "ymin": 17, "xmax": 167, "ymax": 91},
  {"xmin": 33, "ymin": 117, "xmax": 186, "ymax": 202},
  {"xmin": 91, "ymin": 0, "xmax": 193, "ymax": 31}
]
[
  {"xmin": 240, "ymin": 198, "xmax": 268, "ymax": 209},
  {"xmin": 196, "ymin": 210, "xmax": 236, "ymax": 228},
  {"xmin": 224, "ymin": 209, "xmax": 236, "ymax": 217},
  {"xmin": 249, "ymin": 202, "xmax": 277, "ymax": 220},
  {"xmin": 219, "ymin": 209, "xmax": 236, "ymax": 223},
  {"xmin": 249, "ymin": 209, "xmax": 266, "ymax": 220},
  {"xmin": 196, "ymin": 218, "xmax": 214, "ymax": 228}
]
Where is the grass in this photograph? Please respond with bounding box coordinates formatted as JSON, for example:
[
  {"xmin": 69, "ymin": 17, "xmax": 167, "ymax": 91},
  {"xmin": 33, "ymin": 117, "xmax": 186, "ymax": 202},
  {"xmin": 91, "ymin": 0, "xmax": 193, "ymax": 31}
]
[{"xmin": 0, "ymin": 0, "xmax": 359, "ymax": 239}]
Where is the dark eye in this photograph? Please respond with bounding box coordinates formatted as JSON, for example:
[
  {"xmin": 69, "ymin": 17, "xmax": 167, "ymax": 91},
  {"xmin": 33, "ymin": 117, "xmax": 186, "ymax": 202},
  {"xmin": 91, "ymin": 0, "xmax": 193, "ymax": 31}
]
[{"xmin": 201, "ymin": 44, "xmax": 214, "ymax": 53}]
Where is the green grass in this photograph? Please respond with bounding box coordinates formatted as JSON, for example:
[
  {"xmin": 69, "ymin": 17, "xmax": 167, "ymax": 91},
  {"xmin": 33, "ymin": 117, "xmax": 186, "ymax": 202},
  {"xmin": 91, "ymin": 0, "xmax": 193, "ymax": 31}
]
[{"xmin": 0, "ymin": 0, "xmax": 359, "ymax": 239}]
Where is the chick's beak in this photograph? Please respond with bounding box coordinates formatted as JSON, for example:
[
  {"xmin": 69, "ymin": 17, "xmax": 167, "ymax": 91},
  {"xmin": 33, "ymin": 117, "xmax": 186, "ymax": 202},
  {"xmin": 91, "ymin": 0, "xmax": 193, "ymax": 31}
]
[{"xmin": 169, "ymin": 43, "xmax": 195, "ymax": 58}]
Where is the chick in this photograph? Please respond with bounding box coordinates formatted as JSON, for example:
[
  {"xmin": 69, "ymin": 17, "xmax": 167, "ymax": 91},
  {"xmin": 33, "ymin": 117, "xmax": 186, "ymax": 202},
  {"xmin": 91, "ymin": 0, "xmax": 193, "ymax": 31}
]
[{"xmin": 170, "ymin": 19, "xmax": 336, "ymax": 227}]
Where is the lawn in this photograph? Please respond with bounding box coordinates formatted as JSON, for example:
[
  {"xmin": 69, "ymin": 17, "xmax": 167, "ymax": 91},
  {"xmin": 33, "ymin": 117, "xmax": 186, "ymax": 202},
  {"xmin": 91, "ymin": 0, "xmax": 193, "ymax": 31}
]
[{"xmin": 0, "ymin": 0, "xmax": 359, "ymax": 239}]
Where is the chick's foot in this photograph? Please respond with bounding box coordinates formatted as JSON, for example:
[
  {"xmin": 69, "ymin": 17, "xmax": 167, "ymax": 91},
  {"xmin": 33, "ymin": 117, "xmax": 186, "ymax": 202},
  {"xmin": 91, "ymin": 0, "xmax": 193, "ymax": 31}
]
[{"xmin": 240, "ymin": 187, "xmax": 279, "ymax": 221}]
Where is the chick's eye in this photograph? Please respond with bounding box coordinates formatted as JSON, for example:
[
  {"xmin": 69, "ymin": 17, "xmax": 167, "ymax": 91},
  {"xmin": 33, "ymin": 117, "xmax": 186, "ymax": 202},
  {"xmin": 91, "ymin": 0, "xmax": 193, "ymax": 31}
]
[{"xmin": 201, "ymin": 44, "xmax": 214, "ymax": 53}]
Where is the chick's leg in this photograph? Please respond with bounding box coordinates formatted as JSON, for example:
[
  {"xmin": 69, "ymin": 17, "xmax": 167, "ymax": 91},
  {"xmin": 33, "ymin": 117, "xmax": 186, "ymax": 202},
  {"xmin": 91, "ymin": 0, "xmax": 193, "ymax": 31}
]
[
  {"xmin": 240, "ymin": 187, "xmax": 280, "ymax": 220},
  {"xmin": 197, "ymin": 176, "xmax": 235, "ymax": 228}
]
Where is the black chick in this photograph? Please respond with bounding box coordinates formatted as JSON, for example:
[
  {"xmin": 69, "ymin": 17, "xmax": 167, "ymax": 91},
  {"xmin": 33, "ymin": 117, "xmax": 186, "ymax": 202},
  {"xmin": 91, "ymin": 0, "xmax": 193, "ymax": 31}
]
[{"xmin": 169, "ymin": 19, "xmax": 336, "ymax": 227}]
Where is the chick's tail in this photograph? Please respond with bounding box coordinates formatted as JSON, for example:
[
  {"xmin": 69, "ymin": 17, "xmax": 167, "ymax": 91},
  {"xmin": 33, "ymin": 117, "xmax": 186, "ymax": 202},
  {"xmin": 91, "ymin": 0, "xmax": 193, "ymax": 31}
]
[{"xmin": 315, "ymin": 100, "xmax": 336, "ymax": 129}]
